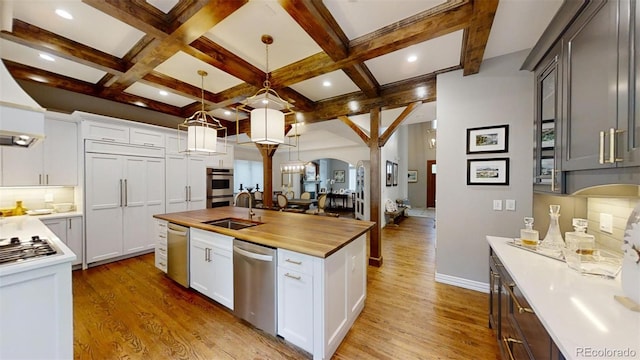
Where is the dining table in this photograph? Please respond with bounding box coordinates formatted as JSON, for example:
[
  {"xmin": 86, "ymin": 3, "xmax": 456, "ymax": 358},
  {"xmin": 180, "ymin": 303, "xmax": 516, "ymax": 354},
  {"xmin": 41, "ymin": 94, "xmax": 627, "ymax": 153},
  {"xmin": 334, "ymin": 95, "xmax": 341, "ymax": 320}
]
[{"xmin": 285, "ymin": 198, "xmax": 317, "ymax": 210}]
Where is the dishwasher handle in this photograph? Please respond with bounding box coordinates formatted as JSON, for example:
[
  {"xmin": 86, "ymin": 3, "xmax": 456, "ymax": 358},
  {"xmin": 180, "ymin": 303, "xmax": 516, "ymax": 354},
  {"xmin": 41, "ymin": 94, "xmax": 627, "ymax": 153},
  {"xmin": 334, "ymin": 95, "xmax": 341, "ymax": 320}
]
[{"xmin": 233, "ymin": 246, "xmax": 274, "ymax": 262}]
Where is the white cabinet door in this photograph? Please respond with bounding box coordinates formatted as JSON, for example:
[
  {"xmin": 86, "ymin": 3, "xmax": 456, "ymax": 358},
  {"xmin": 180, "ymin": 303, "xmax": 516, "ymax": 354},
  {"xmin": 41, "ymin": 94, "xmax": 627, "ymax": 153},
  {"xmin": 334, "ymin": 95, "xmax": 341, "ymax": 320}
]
[
  {"xmin": 187, "ymin": 156, "xmax": 206, "ymax": 210},
  {"xmin": 189, "ymin": 235, "xmax": 214, "ymax": 297},
  {"xmin": 277, "ymin": 267, "xmax": 314, "ymax": 352},
  {"xmin": 42, "ymin": 217, "xmax": 83, "ymax": 266},
  {"xmin": 85, "ymin": 153, "xmax": 124, "ymax": 262},
  {"xmin": 346, "ymin": 236, "xmax": 366, "ymax": 318},
  {"xmin": 146, "ymin": 158, "xmax": 165, "ymax": 250},
  {"xmin": 44, "ymin": 118, "xmax": 77, "ymax": 185},
  {"xmin": 67, "ymin": 217, "xmax": 83, "ymax": 266},
  {"xmin": 211, "ymin": 247, "xmax": 234, "ymax": 310},
  {"xmin": 1, "ymin": 138, "xmax": 43, "ymax": 186},
  {"xmin": 165, "ymin": 154, "xmax": 188, "ymax": 213},
  {"xmin": 130, "ymin": 127, "xmax": 164, "ymax": 147},
  {"xmin": 83, "ymin": 120, "xmax": 130, "ymax": 143},
  {"xmin": 122, "ymin": 157, "xmax": 148, "ymax": 254}
]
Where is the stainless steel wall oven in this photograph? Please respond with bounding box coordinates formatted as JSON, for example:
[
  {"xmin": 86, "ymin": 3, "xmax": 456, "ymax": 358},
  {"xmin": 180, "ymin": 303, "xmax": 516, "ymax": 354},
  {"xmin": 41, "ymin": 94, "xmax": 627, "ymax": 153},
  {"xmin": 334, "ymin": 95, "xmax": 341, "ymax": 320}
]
[{"xmin": 207, "ymin": 167, "xmax": 234, "ymax": 208}]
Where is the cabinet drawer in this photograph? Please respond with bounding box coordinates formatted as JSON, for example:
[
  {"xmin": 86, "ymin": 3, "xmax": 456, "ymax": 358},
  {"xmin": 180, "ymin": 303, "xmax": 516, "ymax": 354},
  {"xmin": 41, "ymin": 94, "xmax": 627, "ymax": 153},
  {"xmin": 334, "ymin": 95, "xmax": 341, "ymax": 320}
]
[
  {"xmin": 278, "ymin": 249, "xmax": 314, "ymax": 275},
  {"xmin": 155, "ymin": 251, "xmax": 167, "ymax": 272},
  {"xmin": 511, "ymin": 284, "xmax": 550, "ymax": 359},
  {"xmin": 130, "ymin": 127, "xmax": 165, "ymax": 147}
]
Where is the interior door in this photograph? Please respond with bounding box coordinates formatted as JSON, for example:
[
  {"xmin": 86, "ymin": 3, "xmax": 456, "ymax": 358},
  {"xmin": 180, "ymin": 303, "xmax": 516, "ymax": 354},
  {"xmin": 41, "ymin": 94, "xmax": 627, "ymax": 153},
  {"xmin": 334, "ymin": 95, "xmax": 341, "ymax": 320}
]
[{"xmin": 426, "ymin": 160, "xmax": 436, "ymax": 208}]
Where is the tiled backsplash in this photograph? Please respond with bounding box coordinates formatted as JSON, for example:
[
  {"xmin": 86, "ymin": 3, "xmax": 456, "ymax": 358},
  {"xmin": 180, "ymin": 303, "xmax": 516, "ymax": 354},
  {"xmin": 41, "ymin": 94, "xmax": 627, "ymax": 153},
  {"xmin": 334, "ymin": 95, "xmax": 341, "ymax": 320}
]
[
  {"xmin": 587, "ymin": 197, "xmax": 638, "ymax": 255},
  {"xmin": 0, "ymin": 187, "xmax": 75, "ymax": 211}
]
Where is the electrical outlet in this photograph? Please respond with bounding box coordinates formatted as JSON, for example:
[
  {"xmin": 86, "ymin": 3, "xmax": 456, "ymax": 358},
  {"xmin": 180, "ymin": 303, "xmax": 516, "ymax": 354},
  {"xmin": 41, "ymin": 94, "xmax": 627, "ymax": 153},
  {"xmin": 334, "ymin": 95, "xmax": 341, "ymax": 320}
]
[
  {"xmin": 493, "ymin": 200, "xmax": 503, "ymax": 211},
  {"xmin": 599, "ymin": 213, "xmax": 613, "ymax": 234},
  {"xmin": 505, "ymin": 199, "xmax": 516, "ymax": 211}
]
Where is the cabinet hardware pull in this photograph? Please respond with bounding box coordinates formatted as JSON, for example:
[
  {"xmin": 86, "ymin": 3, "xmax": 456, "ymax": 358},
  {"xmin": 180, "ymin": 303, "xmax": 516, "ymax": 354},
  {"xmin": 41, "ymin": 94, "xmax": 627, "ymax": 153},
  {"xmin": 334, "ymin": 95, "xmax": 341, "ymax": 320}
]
[
  {"xmin": 144, "ymin": 143, "xmax": 153, "ymax": 146},
  {"xmin": 285, "ymin": 259, "xmax": 302, "ymax": 265},
  {"xmin": 39, "ymin": 174, "xmax": 42, "ymax": 185},
  {"xmin": 188, "ymin": 186, "xmax": 192, "ymax": 201},
  {"xmin": 68, "ymin": 219, "xmax": 71, "ymax": 229},
  {"xmin": 185, "ymin": 186, "xmax": 189, "ymax": 202},
  {"xmin": 285, "ymin": 273, "xmax": 301, "ymax": 280},
  {"xmin": 502, "ymin": 337, "xmax": 523, "ymax": 360},
  {"xmin": 609, "ymin": 128, "xmax": 624, "ymax": 163},
  {"xmin": 599, "ymin": 130, "xmax": 605, "ymax": 164},
  {"xmin": 204, "ymin": 248, "xmax": 209, "ymax": 262},
  {"xmin": 124, "ymin": 179, "xmax": 128, "ymax": 206},
  {"xmin": 159, "ymin": 262, "xmax": 166, "ymax": 267},
  {"xmin": 505, "ymin": 283, "xmax": 534, "ymax": 314},
  {"xmin": 551, "ymin": 169, "xmax": 556, "ymax": 192},
  {"xmin": 46, "ymin": 174, "xmax": 49, "ymax": 185},
  {"xmin": 119, "ymin": 179, "xmax": 124, "ymax": 207},
  {"xmin": 101, "ymin": 137, "xmax": 115, "ymax": 142}
]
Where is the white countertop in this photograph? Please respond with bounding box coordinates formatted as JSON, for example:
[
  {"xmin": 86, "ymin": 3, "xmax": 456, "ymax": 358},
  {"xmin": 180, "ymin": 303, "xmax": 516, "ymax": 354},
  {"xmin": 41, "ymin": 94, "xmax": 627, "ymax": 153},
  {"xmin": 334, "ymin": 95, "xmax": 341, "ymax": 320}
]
[
  {"xmin": 488, "ymin": 236, "xmax": 640, "ymax": 360},
  {"xmin": 0, "ymin": 215, "xmax": 77, "ymax": 277}
]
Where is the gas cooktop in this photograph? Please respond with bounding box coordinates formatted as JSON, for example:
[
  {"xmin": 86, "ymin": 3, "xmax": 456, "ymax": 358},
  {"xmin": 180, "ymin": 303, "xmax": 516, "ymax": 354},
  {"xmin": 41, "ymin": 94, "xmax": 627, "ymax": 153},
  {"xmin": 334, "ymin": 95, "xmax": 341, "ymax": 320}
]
[{"xmin": 0, "ymin": 236, "xmax": 58, "ymax": 265}]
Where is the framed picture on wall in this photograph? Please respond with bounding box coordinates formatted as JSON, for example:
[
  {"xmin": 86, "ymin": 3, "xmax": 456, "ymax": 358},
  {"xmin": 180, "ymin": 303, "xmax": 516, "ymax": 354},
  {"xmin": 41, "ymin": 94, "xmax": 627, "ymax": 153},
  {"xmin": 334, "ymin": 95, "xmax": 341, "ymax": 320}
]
[
  {"xmin": 407, "ymin": 170, "xmax": 418, "ymax": 183},
  {"xmin": 334, "ymin": 170, "xmax": 345, "ymax": 183},
  {"xmin": 392, "ymin": 162, "xmax": 398, "ymax": 186},
  {"xmin": 466, "ymin": 124, "xmax": 509, "ymax": 154},
  {"xmin": 467, "ymin": 158, "xmax": 510, "ymax": 185},
  {"xmin": 386, "ymin": 161, "xmax": 393, "ymax": 186}
]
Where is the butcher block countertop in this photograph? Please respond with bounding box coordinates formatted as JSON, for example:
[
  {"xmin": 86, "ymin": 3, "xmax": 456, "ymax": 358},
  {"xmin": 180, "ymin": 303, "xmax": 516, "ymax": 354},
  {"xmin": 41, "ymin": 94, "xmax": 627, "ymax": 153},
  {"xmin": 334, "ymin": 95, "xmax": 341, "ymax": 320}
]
[{"xmin": 154, "ymin": 207, "xmax": 375, "ymax": 258}]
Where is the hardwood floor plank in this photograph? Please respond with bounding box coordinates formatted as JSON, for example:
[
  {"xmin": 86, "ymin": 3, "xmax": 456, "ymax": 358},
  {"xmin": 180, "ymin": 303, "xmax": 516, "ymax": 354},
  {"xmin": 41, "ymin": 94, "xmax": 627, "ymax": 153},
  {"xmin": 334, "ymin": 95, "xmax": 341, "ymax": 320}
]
[{"xmin": 73, "ymin": 216, "xmax": 499, "ymax": 359}]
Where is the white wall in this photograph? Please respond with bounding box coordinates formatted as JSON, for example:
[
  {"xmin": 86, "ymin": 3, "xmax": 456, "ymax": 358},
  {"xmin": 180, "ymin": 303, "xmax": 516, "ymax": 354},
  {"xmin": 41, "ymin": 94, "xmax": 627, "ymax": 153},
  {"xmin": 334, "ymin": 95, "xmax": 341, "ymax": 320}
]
[
  {"xmin": 407, "ymin": 121, "xmax": 437, "ymax": 207},
  {"xmin": 435, "ymin": 50, "xmax": 534, "ymax": 290}
]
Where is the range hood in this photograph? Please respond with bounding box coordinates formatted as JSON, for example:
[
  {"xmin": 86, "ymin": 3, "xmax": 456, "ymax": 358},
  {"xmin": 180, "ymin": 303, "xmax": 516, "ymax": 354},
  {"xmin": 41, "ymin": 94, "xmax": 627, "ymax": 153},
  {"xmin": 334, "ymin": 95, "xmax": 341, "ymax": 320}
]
[{"xmin": 0, "ymin": 59, "xmax": 45, "ymax": 148}]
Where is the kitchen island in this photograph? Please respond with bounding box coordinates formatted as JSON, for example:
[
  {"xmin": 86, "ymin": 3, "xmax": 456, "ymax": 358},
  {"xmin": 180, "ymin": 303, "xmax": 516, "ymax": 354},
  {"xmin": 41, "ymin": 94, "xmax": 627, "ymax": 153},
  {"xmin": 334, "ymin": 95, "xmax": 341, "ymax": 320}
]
[
  {"xmin": 0, "ymin": 215, "xmax": 77, "ymax": 359},
  {"xmin": 154, "ymin": 207, "xmax": 375, "ymax": 360}
]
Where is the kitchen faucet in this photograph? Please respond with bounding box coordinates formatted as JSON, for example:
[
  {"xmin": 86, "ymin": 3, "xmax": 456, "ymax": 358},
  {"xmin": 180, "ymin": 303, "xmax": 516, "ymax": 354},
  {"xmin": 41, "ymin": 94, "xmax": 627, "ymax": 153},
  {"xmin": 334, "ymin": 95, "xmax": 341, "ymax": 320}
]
[{"xmin": 246, "ymin": 188, "xmax": 255, "ymax": 221}]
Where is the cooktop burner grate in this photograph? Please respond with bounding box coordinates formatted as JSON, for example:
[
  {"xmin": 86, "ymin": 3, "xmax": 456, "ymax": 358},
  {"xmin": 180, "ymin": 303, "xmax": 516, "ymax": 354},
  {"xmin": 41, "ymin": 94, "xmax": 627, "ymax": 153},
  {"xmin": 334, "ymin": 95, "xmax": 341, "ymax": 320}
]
[{"xmin": 0, "ymin": 236, "xmax": 57, "ymax": 265}]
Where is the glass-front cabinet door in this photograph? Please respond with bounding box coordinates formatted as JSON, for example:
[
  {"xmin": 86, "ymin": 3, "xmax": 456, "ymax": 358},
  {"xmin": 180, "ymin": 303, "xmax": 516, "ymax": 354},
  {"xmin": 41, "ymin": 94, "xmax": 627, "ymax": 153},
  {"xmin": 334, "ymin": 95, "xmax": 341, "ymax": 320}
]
[{"xmin": 534, "ymin": 48, "xmax": 563, "ymax": 193}]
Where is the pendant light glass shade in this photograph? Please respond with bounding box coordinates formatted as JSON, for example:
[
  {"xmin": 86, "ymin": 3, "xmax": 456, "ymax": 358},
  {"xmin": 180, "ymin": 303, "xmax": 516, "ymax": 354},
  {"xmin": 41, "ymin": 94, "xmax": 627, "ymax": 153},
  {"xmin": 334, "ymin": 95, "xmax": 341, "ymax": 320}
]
[
  {"xmin": 238, "ymin": 35, "xmax": 292, "ymax": 146},
  {"xmin": 178, "ymin": 70, "xmax": 227, "ymax": 154}
]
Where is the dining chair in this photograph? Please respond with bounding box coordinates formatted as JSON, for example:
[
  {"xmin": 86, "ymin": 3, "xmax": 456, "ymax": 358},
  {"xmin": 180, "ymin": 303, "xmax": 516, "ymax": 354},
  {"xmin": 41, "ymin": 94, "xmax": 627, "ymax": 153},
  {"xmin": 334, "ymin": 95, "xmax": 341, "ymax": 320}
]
[
  {"xmin": 300, "ymin": 192, "xmax": 311, "ymax": 200},
  {"xmin": 276, "ymin": 193, "xmax": 289, "ymax": 211},
  {"xmin": 285, "ymin": 190, "xmax": 295, "ymax": 199},
  {"xmin": 254, "ymin": 191, "xmax": 264, "ymax": 208}
]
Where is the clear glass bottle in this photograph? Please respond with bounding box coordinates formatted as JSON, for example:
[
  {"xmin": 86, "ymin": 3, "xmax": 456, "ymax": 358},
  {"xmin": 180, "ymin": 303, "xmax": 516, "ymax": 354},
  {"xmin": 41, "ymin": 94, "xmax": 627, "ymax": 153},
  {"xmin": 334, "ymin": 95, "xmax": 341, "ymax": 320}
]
[
  {"xmin": 539, "ymin": 204, "xmax": 564, "ymax": 253},
  {"xmin": 520, "ymin": 217, "xmax": 539, "ymax": 247},
  {"xmin": 564, "ymin": 218, "xmax": 597, "ymax": 272}
]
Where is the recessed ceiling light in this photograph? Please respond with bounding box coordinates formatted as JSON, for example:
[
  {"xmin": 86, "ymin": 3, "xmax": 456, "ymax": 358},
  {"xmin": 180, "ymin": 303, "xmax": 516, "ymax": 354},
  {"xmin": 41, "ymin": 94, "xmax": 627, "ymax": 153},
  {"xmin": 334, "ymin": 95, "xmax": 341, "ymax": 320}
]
[
  {"xmin": 39, "ymin": 53, "xmax": 55, "ymax": 62},
  {"xmin": 224, "ymin": 110, "xmax": 231, "ymax": 116},
  {"xmin": 159, "ymin": 90, "xmax": 168, "ymax": 96},
  {"xmin": 55, "ymin": 9, "xmax": 73, "ymax": 20},
  {"xmin": 262, "ymin": 99, "xmax": 269, "ymax": 104},
  {"xmin": 407, "ymin": 55, "xmax": 418, "ymax": 63},
  {"xmin": 322, "ymin": 80, "xmax": 331, "ymax": 87}
]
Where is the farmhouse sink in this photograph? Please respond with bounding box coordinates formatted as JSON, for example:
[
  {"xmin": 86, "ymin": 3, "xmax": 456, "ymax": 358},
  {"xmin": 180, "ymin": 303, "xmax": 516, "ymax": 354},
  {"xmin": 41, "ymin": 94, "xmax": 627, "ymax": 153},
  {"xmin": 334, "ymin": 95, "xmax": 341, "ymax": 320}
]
[{"xmin": 202, "ymin": 218, "xmax": 262, "ymax": 230}]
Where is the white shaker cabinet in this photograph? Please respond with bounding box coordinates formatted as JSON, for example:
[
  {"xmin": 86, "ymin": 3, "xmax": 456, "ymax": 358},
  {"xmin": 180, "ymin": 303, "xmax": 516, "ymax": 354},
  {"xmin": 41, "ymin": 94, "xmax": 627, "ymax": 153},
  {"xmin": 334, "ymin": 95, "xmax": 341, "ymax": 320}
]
[
  {"xmin": 165, "ymin": 154, "xmax": 206, "ymax": 213},
  {"xmin": 85, "ymin": 142, "xmax": 165, "ymax": 264},
  {"xmin": 2, "ymin": 115, "xmax": 77, "ymax": 186},
  {"xmin": 277, "ymin": 235, "xmax": 367, "ymax": 360},
  {"xmin": 189, "ymin": 228, "xmax": 234, "ymax": 310},
  {"xmin": 154, "ymin": 219, "xmax": 168, "ymax": 273},
  {"xmin": 42, "ymin": 215, "xmax": 83, "ymax": 267}
]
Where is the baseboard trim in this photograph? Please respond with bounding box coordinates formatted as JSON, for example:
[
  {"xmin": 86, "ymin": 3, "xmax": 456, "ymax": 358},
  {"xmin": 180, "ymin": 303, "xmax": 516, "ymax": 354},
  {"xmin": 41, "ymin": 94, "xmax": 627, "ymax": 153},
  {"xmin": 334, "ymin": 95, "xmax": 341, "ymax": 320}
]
[{"xmin": 435, "ymin": 272, "xmax": 489, "ymax": 293}]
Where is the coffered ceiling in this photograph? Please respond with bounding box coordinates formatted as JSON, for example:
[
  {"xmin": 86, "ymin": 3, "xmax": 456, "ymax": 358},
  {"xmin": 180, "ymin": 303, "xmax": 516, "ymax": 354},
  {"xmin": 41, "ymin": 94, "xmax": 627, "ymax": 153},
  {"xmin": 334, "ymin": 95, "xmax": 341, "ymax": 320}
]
[{"xmin": 0, "ymin": 0, "xmax": 562, "ymax": 148}]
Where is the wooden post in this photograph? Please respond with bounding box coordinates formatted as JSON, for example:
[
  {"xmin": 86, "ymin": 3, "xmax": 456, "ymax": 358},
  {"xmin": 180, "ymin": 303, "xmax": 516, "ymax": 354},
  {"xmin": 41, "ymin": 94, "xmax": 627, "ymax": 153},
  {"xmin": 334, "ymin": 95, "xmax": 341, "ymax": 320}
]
[
  {"xmin": 257, "ymin": 144, "xmax": 278, "ymax": 208},
  {"xmin": 368, "ymin": 108, "xmax": 383, "ymax": 267}
]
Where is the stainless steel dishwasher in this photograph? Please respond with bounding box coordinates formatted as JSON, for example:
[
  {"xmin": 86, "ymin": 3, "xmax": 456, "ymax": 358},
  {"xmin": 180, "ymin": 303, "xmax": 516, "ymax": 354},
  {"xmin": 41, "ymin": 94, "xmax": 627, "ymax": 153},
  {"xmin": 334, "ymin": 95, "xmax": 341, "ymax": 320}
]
[
  {"xmin": 167, "ymin": 223, "xmax": 189, "ymax": 287},
  {"xmin": 233, "ymin": 239, "xmax": 277, "ymax": 335}
]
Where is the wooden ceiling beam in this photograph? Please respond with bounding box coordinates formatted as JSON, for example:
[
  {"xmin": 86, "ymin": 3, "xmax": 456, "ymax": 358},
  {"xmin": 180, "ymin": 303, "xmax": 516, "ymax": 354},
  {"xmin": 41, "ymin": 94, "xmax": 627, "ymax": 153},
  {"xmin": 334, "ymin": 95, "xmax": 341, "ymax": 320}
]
[
  {"xmin": 462, "ymin": 0, "xmax": 499, "ymax": 76},
  {"xmin": 379, "ymin": 102, "xmax": 422, "ymax": 147},
  {"xmin": 278, "ymin": 0, "xmax": 348, "ymax": 61},
  {"xmin": 341, "ymin": 64, "xmax": 379, "ymax": 97},
  {"xmin": 338, "ymin": 115, "xmax": 370, "ymax": 145},
  {"xmin": 298, "ymin": 75, "xmax": 436, "ymax": 124},
  {"xmin": 87, "ymin": 0, "xmax": 246, "ymax": 93},
  {"xmin": 1, "ymin": 20, "xmax": 126, "ymax": 74},
  {"xmin": 82, "ymin": 0, "xmax": 172, "ymax": 38}
]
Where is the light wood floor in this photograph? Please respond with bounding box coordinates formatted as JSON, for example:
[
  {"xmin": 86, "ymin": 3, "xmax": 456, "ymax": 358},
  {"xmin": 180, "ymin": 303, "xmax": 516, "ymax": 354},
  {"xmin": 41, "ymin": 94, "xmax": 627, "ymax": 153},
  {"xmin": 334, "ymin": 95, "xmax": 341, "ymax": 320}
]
[{"xmin": 72, "ymin": 216, "xmax": 499, "ymax": 359}]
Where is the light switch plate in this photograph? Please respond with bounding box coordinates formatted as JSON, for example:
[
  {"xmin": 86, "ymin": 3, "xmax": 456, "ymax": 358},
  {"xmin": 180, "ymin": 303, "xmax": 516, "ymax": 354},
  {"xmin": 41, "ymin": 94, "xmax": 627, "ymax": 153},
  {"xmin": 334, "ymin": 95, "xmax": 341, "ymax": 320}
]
[
  {"xmin": 505, "ymin": 199, "xmax": 516, "ymax": 211},
  {"xmin": 493, "ymin": 200, "xmax": 502, "ymax": 211},
  {"xmin": 599, "ymin": 213, "xmax": 613, "ymax": 234}
]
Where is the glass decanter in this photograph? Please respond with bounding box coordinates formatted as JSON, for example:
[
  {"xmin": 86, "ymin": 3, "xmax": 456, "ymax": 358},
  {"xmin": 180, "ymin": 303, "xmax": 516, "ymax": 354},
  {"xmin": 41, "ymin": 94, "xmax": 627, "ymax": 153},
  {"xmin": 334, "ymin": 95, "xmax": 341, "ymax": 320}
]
[
  {"xmin": 520, "ymin": 217, "xmax": 539, "ymax": 247},
  {"xmin": 539, "ymin": 204, "xmax": 565, "ymax": 254}
]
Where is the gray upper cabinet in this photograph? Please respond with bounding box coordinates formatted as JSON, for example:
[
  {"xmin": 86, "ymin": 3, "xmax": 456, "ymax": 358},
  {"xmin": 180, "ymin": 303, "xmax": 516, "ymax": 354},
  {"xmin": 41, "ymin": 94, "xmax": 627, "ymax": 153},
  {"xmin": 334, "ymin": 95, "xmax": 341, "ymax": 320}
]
[
  {"xmin": 534, "ymin": 45, "xmax": 563, "ymax": 193},
  {"xmin": 527, "ymin": 0, "xmax": 639, "ymax": 193},
  {"xmin": 562, "ymin": 0, "xmax": 619, "ymax": 170}
]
